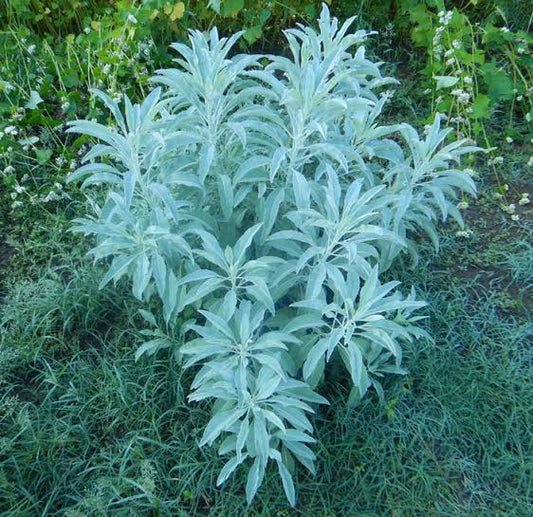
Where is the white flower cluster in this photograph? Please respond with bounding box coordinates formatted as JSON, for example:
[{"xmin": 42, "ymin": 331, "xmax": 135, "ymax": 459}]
[
  {"xmin": 438, "ymin": 10, "xmax": 453, "ymax": 25},
  {"xmin": 3, "ymin": 125, "xmax": 18, "ymax": 136},
  {"xmin": 455, "ymin": 229, "xmax": 473, "ymax": 238},
  {"xmin": 488, "ymin": 156, "xmax": 504, "ymax": 166},
  {"xmin": 40, "ymin": 191, "xmax": 63, "ymax": 203},
  {"xmin": 11, "ymin": 107, "xmax": 25, "ymax": 122},
  {"xmin": 518, "ymin": 192, "xmax": 530, "ymax": 205},
  {"xmin": 502, "ymin": 203, "xmax": 516, "ymax": 214}
]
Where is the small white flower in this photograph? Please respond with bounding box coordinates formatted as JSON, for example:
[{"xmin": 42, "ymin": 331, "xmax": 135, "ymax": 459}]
[
  {"xmin": 500, "ymin": 26, "xmax": 510, "ymax": 33},
  {"xmin": 455, "ymin": 229, "xmax": 473, "ymax": 238},
  {"xmin": 11, "ymin": 200, "xmax": 23, "ymax": 209},
  {"xmin": 518, "ymin": 194, "xmax": 530, "ymax": 205},
  {"xmin": 3, "ymin": 165, "xmax": 15, "ymax": 174},
  {"xmin": 463, "ymin": 76, "xmax": 473, "ymax": 85},
  {"xmin": 528, "ymin": 156, "xmax": 533, "ymax": 167},
  {"xmin": 445, "ymin": 57, "xmax": 456, "ymax": 66},
  {"xmin": 517, "ymin": 47, "xmax": 526, "ymax": 54},
  {"xmin": 102, "ymin": 64, "xmax": 111, "ymax": 74},
  {"xmin": 526, "ymin": 113, "xmax": 531, "ymax": 122},
  {"xmin": 4, "ymin": 125, "xmax": 18, "ymax": 136},
  {"xmin": 14, "ymin": 184, "xmax": 26, "ymax": 194},
  {"xmin": 126, "ymin": 14, "xmax": 138, "ymax": 24},
  {"xmin": 517, "ymin": 95, "xmax": 523, "ymax": 101},
  {"xmin": 452, "ymin": 39, "xmax": 461, "ymax": 49},
  {"xmin": 457, "ymin": 92, "xmax": 471, "ymax": 104},
  {"xmin": 27, "ymin": 44, "xmax": 36, "ymax": 54},
  {"xmin": 502, "ymin": 203, "xmax": 516, "ymax": 214},
  {"xmin": 511, "ymin": 214, "xmax": 520, "ymax": 221},
  {"xmin": 506, "ymin": 136, "xmax": 513, "ymax": 144},
  {"xmin": 83, "ymin": 27, "xmax": 91, "ymax": 34},
  {"xmin": 457, "ymin": 201, "xmax": 469, "ymax": 210}
]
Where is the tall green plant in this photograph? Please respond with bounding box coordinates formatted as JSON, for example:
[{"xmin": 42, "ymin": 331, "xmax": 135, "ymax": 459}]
[{"xmin": 67, "ymin": 4, "xmax": 477, "ymax": 505}]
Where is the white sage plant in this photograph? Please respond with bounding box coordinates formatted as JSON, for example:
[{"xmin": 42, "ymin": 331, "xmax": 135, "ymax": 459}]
[{"xmin": 67, "ymin": 5, "xmax": 478, "ymax": 505}]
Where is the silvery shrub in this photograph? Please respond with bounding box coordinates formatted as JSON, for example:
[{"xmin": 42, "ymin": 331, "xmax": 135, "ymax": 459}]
[{"xmin": 67, "ymin": 5, "xmax": 477, "ymax": 505}]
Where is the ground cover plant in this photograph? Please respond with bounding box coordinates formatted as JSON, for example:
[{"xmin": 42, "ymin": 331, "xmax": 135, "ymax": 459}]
[{"xmin": 0, "ymin": 0, "xmax": 532, "ymax": 515}]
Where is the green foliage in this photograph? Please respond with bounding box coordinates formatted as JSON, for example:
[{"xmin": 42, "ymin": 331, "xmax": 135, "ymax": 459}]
[
  {"xmin": 403, "ymin": 2, "xmax": 533, "ymax": 159},
  {"xmin": 67, "ymin": 5, "xmax": 478, "ymax": 504}
]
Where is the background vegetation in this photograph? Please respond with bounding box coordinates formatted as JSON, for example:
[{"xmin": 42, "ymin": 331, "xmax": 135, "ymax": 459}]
[{"xmin": 0, "ymin": 1, "xmax": 532, "ymax": 515}]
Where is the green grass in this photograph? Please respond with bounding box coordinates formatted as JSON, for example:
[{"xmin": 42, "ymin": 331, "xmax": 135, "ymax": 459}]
[{"xmin": 1, "ymin": 181, "xmax": 532, "ymax": 516}]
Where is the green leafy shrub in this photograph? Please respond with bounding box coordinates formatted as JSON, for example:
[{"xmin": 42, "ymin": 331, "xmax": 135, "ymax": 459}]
[{"xmin": 67, "ymin": 5, "xmax": 477, "ymax": 505}]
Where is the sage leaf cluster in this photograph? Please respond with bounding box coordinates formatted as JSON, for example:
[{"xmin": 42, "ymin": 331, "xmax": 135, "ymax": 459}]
[{"xmin": 67, "ymin": 4, "xmax": 477, "ymax": 505}]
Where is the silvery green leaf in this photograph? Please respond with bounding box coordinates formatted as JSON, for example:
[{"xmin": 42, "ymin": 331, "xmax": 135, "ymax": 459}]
[
  {"xmin": 163, "ymin": 269, "xmax": 179, "ymax": 324},
  {"xmin": 277, "ymin": 460, "xmax": 296, "ymax": 506},
  {"xmin": 135, "ymin": 338, "xmax": 171, "ymax": 361},
  {"xmin": 151, "ymin": 252, "xmax": 167, "ymax": 300},
  {"xmin": 182, "ymin": 277, "xmax": 225, "ymax": 307},
  {"xmin": 149, "ymin": 183, "xmax": 181, "ymax": 222},
  {"xmin": 199, "ymin": 144, "xmax": 215, "ymax": 181},
  {"xmin": 236, "ymin": 417, "xmax": 250, "ymax": 458},
  {"xmin": 305, "ymin": 262, "xmax": 327, "ymax": 299},
  {"xmin": 245, "ymin": 277, "xmax": 275, "ymax": 315},
  {"xmin": 138, "ymin": 309, "xmax": 157, "ymax": 327},
  {"xmin": 282, "ymin": 441, "xmax": 316, "ymax": 474},
  {"xmin": 245, "ymin": 458, "xmax": 265, "ymax": 505},
  {"xmin": 217, "ymin": 174, "xmax": 234, "ymax": 220},
  {"xmin": 233, "ymin": 224, "xmax": 262, "ymax": 267},
  {"xmin": 254, "ymin": 354, "xmax": 287, "ymax": 380},
  {"xmin": 216, "ymin": 455, "xmax": 248, "ymax": 486},
  {"xmin": 270, "ymin": 147, "xmax": 287, "ymax": 181},
  {"xmin": 283, "ymin": 314, "xmax": 325, "ymax": 333},
  {"xmin": 234, "ymin": 156, "xmax": 270, "ymax": 183},
  {"xmin": 99, "ymin": 254, "xmax": 138, "ymax": 289},
  {"xmin": 302, "ymin": 338, "xmax": 328, "ymax": 382},
  {"xmin": 132, "ymin": 253, "xmax": 150, "ymax": 299},
  {"xmin": 200, "ymin": 407, "xmax": 247, "ymax": 447},
  {"xmin": 198, "ymin": 310, "xmax": 235, "ymax": 340},
  {"xmin": 292, "ymin": 170, "xmax": 310, "ymax": 209},
  {"xmin": 90, "ymin": 88, "xmax": 126, "ymax": 132},
  {"xmin": 260, "ymin": 188, "xmax": 284, "ymax": 242},
  {"xmin": 195, "ymin": 231, "xmax": 229, "ymax": 271}
]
